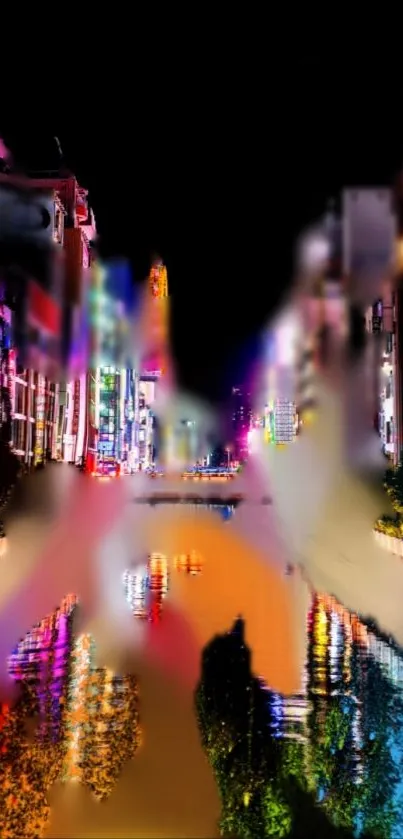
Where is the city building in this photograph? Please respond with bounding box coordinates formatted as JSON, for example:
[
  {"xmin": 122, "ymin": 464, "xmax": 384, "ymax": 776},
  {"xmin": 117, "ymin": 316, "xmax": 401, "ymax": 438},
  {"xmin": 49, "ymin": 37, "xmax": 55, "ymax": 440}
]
[
  {"xmin": 388, "ymin": 176, "xmax": 403, "ymax": 466},
  {"xmin": 141, "ymin": 257, "xmax": 170, "ymax": 380},
  {"xmin": 364, "ymin": 292, "xmax": 395, "ymax": 458},
  {"xmin": 0, "ymin": 147, "xmax": 150, "ymax": 476},
  {"xmin": 231, "ymin": 386, "xmax": 252, "ymax": 461},
  {"xmin": 138, "ymin": 377, "xmax": 156, "ymax": 470},
  {"xmin": 83, "ymin": 256, "xmax": 162, "ymax": 476},
  {"xmin": 297, "ymin": 194, "xmax": 397, "ymax": 458},
  {"xmin": 135, "ymin": 257, "xmax": 170, "ymax": 470},
  {"xmin": 343, "ymin": 188, "xmax": 397, "ymax": 462},
  {"xmin": 0, "ymin": 146, "xmax": 68, "ymax": 467},
  {"xmin": 57, "ymin": 186, "xmax": 95, "ymax": 465},
  {"xmin": 0, "ymin": 294, "xmax": 60, "ymax": 467},
  {"xmin": 392, "ymin": 285, "xmax": 403, "ymax": 464}
]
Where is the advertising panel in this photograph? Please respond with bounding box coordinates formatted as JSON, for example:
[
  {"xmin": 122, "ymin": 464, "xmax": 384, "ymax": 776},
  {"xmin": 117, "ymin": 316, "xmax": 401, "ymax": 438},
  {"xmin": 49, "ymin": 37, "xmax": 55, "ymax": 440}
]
[
  {"xmin": 88, "ymin": 260, "xmax": 135, "ymax": 370},
  {"xmin": 8, "ymin": 348, "xmax": 16, "ymax": 415},
  {"xmin": 141, "ymin": 296, "xmax": 169, "ymax": 378},
  {"xmin": 342, "ymin": 189, "xmax": 397, "ymax": 307},
  {"xmin": 72, "ymin": 379, "xmax": 80, "ymax": 437},
  {"xmin": 96, "ymin": 368, "xmax": 121, "ymax": 470},
  {"xmin": 26, "ymin": 277, "xmax": 61, "ymax": 378},
  {"xmin": 273, "ymin": 399, "xmax": 296, "ymax": 443},
  {"xmin": 34, "ymin": 375, "xmax": 46, "ymax": 465}
]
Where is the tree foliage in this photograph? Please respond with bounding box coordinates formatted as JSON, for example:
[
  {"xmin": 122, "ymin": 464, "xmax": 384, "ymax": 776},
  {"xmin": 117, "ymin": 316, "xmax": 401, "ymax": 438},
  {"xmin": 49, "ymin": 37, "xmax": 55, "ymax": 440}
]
[{"xmin": 384, "ymin": 464, "xmax": 403, "ymax": 513}]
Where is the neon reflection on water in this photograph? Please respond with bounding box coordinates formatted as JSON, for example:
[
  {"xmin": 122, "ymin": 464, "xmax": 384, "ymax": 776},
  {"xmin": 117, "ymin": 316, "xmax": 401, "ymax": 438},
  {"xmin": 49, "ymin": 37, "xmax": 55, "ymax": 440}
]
[
  {"xmin": 123, "ymin": 551, "xmax": 203, "ymax": 622},
  {"xmin": 2, "ymin": 596, "xmax": 141, "ymax": 838},
  {"xmin": 195, "ymin": 591, "xmax": 403, "ymax": 838},
  {"xmin": 122, "ymin": 502, "xmax": 229, "ymax": 623}
]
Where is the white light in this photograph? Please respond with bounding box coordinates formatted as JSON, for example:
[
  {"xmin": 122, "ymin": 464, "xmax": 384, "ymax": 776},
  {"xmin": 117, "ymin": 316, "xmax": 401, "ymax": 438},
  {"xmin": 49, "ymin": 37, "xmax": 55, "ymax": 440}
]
[{"xmin": 299, "ymin": 229, "xmax": 330, "ymax": 274}]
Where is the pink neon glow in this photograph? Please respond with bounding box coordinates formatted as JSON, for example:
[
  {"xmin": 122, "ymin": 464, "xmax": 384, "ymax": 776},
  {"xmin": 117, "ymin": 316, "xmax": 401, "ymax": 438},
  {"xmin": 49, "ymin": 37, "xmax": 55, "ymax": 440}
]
[
  {"xmin": 8, "ymin": 349, "xmax": 16, "ymax": 415},
  {"xmin": 0, "ymin": 138, "xmax": 10, "ymax": 160}
]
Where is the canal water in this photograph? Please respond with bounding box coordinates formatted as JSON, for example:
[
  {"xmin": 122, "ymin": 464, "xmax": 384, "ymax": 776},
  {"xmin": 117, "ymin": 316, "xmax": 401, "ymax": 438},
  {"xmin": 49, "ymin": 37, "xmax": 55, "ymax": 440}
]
[{"xmin": 1, "ymin": 465, "xmax": 403, "ymax": 837}]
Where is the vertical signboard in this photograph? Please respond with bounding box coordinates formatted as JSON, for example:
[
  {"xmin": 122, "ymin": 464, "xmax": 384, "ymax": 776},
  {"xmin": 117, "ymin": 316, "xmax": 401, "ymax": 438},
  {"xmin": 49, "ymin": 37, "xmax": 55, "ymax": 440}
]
[
  {"xmin": 96, "ymin": 368, "xmax": 121, "ymax": 473},
  {"xmin": 342, "ymin": 189, "xmax": 396, "ymax": 306},
  {"xmin": 141, "ymin": 260, "xmax": 170, "ymax": 380},
  {"xmin": 274, "ymin": 399, "xmax": 296, "ymax": 443},
  {"xmin": 371, "ymin": 299, "xmax": 383, "ymax": 334},
  {"xmin": 72, "ymin": 380, "xmax": 80, "ymax": 437},
  {"xmin": 34, "ymin": 375, "xmax": 46, "ymax": 464},
  {"xmin": 8, "ymin": 348, "xmax": 16, "ymax": 415}
]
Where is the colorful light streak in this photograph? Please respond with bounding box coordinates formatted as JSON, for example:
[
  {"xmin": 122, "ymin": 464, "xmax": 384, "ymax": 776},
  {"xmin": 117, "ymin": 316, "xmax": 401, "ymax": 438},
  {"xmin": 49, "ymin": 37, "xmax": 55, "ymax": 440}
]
[
  {"xmin": 63, "ymin": 633, "xmax": 93, "ymax": 783},
  {"xmin": 3, "ymin": 596, "xmax": 141, "ymax": 835},
  {"xmin": 124, "ymin": 551, "xmax": 204, "ymax": 624},
  {"xmin": 174, "ymin": 551, "xmax": 203, "ymax": 576}
]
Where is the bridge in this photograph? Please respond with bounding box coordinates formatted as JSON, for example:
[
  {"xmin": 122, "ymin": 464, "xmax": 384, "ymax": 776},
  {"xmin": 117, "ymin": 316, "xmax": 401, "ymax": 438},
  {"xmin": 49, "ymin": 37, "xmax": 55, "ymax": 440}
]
[
  {"xmin": 122, "ymin": 459, "xmax": 287, "ymax": 572},
  {"xmin": 147, "ymin": 468, "xmax": 237, "ymax": 482},
  {"xmin": 128, "ymin": 466, "xmax": 272, "ymax": 508},
  {"xmin": 132, "ymin": 493, "xmax": 272, "ymax": 506}
]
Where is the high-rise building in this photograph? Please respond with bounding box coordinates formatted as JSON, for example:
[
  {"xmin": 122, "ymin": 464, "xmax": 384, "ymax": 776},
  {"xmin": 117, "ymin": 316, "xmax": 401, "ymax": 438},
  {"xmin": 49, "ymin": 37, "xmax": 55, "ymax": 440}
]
[
  {"xmin": 82, "ymin": 257, "xmax": 140, "ymax": 476},
  {"xmin": 231, "ymin": 386, "xmax": 252, "ymax": 461},
  {"xmin": 137, "ymin": 258, "xmax": 171, "ymax": 470},
  {"xmin": 57, "ymin": 186, "xmax": 95, "ymax": 465},
  {"xmin": 137, "ymin": 377, "xmax": 155, "ymax": 469},
  {"xmin": 141, "ymin": 258, "xmax": 170, "ymax": 380}
]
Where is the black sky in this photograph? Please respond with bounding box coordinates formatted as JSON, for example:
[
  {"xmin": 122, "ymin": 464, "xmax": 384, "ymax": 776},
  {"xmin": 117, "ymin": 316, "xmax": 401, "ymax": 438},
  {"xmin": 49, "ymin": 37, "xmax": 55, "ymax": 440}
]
[{"xmin": 4, "ymin": 61, "xmax": 403, "ymax": 408}]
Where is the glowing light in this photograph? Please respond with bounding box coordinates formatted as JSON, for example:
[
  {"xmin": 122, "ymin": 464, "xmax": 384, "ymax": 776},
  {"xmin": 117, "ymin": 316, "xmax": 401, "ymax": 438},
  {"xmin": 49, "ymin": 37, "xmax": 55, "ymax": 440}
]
[
  {"xmin": 149, "ymin": 262, "xmax": 168, "ymax": 299},
  {"xmin": 174, "ymin": 551, "xmax": 203, "ymax": 576},
  {"xmin": 63, "ymin": 633, "xmax": 93, "ymax": 782},
  {"xmin": 299, "ymin": 229, "xmax": 330, "ymax": 274},
  {"xmin": 123, "ymin": 566, "xmax": 149, "ymax": 619}
]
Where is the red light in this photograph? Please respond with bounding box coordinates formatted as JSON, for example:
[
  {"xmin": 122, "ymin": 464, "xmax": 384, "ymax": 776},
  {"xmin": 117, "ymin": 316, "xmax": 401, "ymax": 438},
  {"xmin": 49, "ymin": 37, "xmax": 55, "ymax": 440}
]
[{"xmin": 28, "ymin": 280, "xmax": 60, "ymax": 335}]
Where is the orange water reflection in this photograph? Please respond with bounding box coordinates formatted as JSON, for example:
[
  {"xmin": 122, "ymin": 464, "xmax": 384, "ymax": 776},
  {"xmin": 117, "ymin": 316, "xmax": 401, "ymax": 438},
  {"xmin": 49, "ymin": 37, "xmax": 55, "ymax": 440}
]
[{"xmin": 1, "ymin": 599, "xmax": 141, "ymax": 838}]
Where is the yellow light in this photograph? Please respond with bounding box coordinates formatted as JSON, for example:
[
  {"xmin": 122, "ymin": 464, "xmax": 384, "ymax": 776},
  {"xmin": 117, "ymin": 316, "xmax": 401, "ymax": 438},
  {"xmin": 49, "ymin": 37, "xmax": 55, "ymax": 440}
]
[
  {"xmin": 301, "ymin": 409, "xmax": 316, "ymax": 426},
  {"xmin": 396, "ymin": 238, "xmax": 403, "ymax": 272}
]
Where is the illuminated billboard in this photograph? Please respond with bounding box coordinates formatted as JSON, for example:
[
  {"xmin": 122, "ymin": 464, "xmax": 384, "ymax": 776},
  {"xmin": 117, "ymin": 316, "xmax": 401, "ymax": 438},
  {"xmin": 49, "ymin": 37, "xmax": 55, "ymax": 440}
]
[
  {"xmin": 141, "ymin": 260, "xmax": 170, "ymax": 379},
  {"xmin": 88, "ymin": 259, "xmax": 135, "ymax": 370},
  {"xmin": 34, "ymin": 374, "xmax": 46, "ymax": 465}
]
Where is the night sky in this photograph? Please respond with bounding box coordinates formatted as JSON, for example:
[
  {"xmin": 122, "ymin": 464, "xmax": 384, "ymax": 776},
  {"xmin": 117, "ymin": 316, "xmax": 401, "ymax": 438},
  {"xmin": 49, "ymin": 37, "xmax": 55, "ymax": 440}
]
[{"xmin": 4, "ymin": 64, "xmax": 402, "ymax": 407}]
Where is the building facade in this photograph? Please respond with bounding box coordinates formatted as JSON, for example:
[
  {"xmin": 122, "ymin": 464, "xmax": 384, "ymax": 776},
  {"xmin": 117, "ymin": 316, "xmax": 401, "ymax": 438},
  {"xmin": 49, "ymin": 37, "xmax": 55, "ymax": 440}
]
[
  {"xmin": 58, "ymin": 188, "xmax": 95, "ymax": 465},
  {"xmin": 0, "ymin": 150, "xmax": 67, "ymax": 467},
  {"xmin": 231, "ymin": 386, "xmax": 252, "ymax": 461}
]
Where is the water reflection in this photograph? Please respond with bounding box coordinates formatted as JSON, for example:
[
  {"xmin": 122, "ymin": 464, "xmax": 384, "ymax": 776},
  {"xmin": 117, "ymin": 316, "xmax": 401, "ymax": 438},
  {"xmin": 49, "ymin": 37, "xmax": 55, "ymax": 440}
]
[
  {"xmin": 1, "ymin": 597, "xmax": 141, "ymax": 838},
  {"xmin": 123, "ymin": 551, "xmax": 203, "ymax": 622},
  {"xmin": 196, "ymin": 593, "xmax": 403, "ymax": 838}
]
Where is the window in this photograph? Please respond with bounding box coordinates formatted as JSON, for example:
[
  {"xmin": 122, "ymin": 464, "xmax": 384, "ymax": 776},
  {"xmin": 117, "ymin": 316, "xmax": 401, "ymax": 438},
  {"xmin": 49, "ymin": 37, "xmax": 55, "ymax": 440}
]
[
  {"xmin": 15, "ymin": 382, "xmax": 26, "ymax": 415},
  {"xmin": 12, "ymin": 418, "xmax": 26, "ymax": 452},
  {"xmin": 31, "ymin": 388, "xmax": 37, "ymax": 420},
  {"xmin": 48, "ymin": 396, "xmax": 55, "ymax": 424}
]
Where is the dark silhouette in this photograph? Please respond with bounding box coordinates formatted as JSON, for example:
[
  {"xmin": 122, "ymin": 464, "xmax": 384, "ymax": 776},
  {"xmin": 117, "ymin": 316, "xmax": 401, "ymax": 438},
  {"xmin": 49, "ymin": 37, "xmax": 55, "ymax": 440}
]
[{"xmin": 195, "ymin": 616, "xmax": 393, "ymax": 838}]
